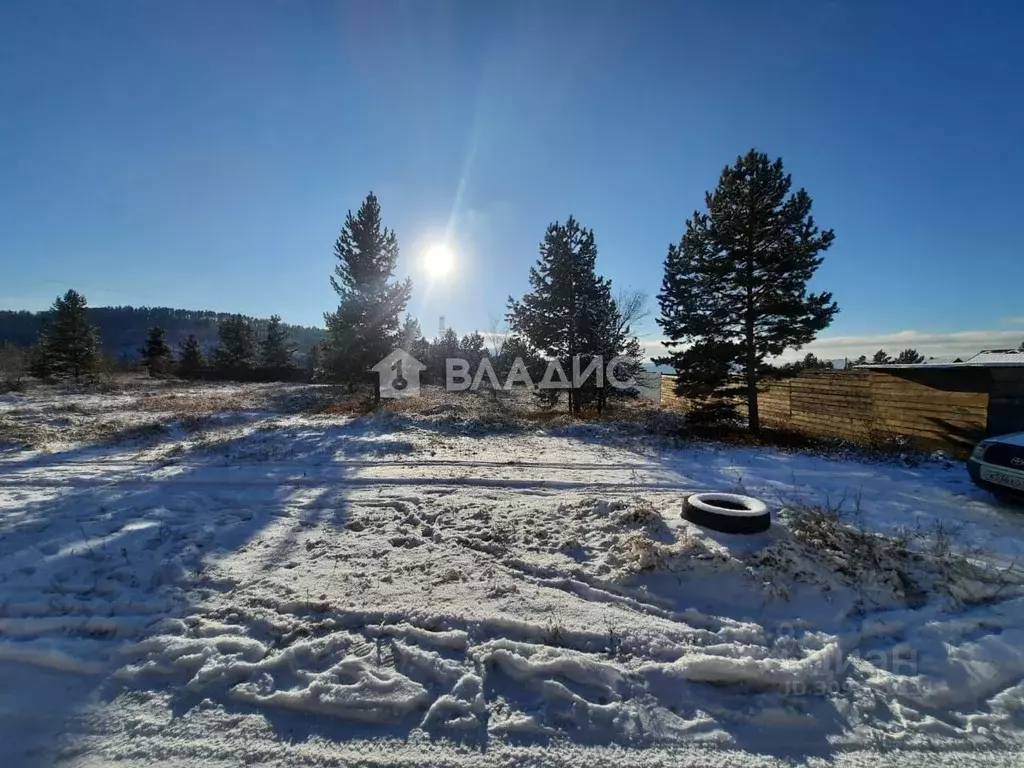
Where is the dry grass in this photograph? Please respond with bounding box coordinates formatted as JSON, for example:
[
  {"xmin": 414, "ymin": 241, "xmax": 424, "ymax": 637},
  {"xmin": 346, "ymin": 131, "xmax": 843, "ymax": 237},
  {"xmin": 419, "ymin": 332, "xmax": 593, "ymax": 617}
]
[{"xmin": 769, "ymin": 498, "xmax": 1024, "ymax": 607}]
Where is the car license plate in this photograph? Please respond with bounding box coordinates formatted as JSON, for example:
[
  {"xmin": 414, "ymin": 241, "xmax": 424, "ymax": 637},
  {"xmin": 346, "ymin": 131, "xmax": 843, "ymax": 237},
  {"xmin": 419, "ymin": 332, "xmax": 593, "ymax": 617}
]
[{"xmin": 981, "ymin": 465, "xmax": 1024, "ymax": 491}]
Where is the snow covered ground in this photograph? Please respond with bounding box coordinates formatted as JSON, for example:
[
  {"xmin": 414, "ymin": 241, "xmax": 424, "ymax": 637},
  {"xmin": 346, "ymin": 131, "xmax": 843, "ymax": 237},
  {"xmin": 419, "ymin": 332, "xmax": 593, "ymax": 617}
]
[{"xmin": 2, "ymin": 382, "xmax": 1024, "ymax": 766}]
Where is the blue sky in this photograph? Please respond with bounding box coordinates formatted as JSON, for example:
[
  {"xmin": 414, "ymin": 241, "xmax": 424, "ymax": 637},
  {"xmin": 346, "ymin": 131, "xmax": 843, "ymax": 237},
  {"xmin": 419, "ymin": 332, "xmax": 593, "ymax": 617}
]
[{"xmin": 2, "ymin": 1, "xmax": 1023, "ymax": 360}]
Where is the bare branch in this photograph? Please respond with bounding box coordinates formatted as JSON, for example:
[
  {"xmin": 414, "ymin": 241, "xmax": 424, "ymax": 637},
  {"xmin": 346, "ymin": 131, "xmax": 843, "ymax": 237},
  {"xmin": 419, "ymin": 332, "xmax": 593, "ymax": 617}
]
[{"xmin": 614, "ymin": 289, "xmax": 651, "ymax": 336}]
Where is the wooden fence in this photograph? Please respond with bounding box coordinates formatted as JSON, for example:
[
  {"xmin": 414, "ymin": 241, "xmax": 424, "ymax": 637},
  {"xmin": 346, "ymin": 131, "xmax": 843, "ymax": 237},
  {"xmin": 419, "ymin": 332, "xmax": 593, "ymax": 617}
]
[{"xmin": 662, "ymin": 368, "xmax": 996, "ymax": 454}]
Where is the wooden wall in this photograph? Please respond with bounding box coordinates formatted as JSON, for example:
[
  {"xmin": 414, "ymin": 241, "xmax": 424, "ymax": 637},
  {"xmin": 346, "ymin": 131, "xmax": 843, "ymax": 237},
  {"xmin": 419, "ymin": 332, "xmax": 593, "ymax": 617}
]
[
  {"xmin": 989, "ymin": 368, "xmax": 1024, "ymax": 436},
  {"xmin": 662, "ymin": 368, "xmax": 996, "ymax": 453}
]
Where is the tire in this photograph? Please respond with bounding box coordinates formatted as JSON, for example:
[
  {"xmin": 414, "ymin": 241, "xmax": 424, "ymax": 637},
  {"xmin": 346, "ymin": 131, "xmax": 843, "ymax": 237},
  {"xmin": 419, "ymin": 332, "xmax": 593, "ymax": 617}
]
[{"xmin": 682, "ymin": 493, "xmax": 771, "ymax": 534}]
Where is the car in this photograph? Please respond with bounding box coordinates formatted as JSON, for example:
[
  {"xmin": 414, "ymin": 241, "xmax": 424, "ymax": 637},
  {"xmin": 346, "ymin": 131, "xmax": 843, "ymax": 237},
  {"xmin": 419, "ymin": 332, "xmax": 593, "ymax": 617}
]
[{"xmin": 967, "ymin": 432, "xmax": 1024, "ymax": 502}]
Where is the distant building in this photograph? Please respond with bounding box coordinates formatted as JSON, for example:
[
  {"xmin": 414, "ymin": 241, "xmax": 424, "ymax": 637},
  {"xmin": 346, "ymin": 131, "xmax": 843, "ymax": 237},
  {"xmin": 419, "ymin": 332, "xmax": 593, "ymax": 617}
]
[
  {"xmin": 860, "ymin": 350, "xmax": 1024, "ymax": 370},
  {"xmin": 961, "ymin": 349, "xmax": 1024, "ymax": 365}
]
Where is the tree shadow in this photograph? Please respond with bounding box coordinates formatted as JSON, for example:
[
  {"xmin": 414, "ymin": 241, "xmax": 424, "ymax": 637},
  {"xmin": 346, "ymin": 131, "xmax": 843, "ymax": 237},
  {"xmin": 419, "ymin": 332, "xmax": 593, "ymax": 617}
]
[{"xmin": 0, "ymin": 421, "xmax": 354, "ymax": 767}]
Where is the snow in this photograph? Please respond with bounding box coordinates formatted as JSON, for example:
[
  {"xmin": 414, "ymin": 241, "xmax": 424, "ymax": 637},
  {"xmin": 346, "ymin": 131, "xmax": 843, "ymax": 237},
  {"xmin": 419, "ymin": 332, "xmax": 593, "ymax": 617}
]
[{"xmin": 2, "ymin": 381, "xmax": 1024, "ymax": 765}]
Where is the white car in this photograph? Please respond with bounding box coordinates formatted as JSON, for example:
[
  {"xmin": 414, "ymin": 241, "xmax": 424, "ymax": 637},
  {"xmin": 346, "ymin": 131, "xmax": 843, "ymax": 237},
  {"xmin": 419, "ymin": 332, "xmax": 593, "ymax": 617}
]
[{"xmin": 967, "ymin": 432, "xmax": 1024, "ymax": 501}]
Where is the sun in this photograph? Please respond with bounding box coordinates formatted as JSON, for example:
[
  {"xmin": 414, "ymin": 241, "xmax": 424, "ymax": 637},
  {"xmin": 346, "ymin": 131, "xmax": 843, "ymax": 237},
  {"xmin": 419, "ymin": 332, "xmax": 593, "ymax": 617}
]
[{"xmin": 423, "ymin": 242, "xmax": 455, "ymax": 279}]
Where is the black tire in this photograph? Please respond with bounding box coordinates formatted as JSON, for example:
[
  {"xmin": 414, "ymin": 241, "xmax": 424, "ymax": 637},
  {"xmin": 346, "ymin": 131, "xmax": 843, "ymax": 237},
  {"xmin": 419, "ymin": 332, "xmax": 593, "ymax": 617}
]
[{"xmin": 682, "ymin": 493, "xmax": 771, "ymax": 534}]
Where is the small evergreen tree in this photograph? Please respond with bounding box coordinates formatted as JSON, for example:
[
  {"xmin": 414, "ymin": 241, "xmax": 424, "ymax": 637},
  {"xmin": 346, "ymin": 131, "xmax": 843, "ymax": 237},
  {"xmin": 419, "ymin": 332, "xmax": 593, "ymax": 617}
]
[
  {"xmin": 0, "ymin": 343, "xmax": 27, "ymax": 391},
  {"xmin": 213, "ymin": 315, "xmax": 255, "ymax": 376},
  {"xmin": 438, "ymin": 327, "xmax": 461, "ymax": 358},
  {"xmin": 585, "ymin": 290, "xmax": 646, "ymax": 413},
  {"xmin": 259, "ymin": 314, "xmax": 296, "ymax": 372},
  {"xmin": 894, "ymin": 348, "xmax": 925, "ymax": 364},
  {"xmin": 800, "ymin": 353, "xmax": 833, "ymax": 370},
  {"xmin": 139, "ymin": 326, "xmax": 173, "ymax": 377},
  {"xmin": 27, "ymin": 342, "xmax": 52, "ymax": 380},
  {"xmin": 399, "ymin": 314, "xmax": 430, "ymax": 361},
  {"xmin": 324, "ymin": 192, "xmax": 413, "ymax": 400},
  {"xmin": 872, "ymin": 349, "xmax": 892, "ymax": 364},
  {"xmin": 656, "ymin": 150, "xmax": 837, "ymax": 430},
  {"xmin": 177, "ymin": 334, "xmax": 205, "ymax": 379},
  {"xmin": 305, "ymin": 341, "xmax": 324, "ymax": 382},
  {"xmin": 459, "ymin": 332, "xmax": 487, "ymax": 368},
  {"xmin": 36, "ymin": 289, "xmax": 100, "ymax": 382},
  {"xmin": 423, "ymin": 327, "xmax": 461, "ymax": 385}
]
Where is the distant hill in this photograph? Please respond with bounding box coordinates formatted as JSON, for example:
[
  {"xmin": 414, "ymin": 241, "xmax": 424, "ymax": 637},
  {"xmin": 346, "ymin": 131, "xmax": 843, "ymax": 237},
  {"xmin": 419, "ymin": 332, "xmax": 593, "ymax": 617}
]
[{"xmin": 0, "ymin": 306, "xmax": 325, "ymax": 361}]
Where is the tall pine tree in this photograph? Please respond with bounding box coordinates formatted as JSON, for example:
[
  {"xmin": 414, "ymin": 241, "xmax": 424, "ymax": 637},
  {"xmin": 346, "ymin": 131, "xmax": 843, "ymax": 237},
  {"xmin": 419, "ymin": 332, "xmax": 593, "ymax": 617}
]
[
  {"xmin": 139, "ymin": 326, "xmax": 173, "ymax": 377},
  {"xmin": 657, "ymin": 150, "xmax": 837, "ymax": 430},
  {"xmin": 872, "ymin": 349, "xmax": 891, "ymax": 364},
  {"xmin": 507, "ymin": 217, "xmax": 617, "ymax": 414},
  {"xmin": 324, "ymin": 193, "xmax": 412, "ymax": 400},
  {"xmin": 37, "ymin": 289, "xmax": 100, "ymax": 382},
  {"xmin": 177, "ymin": 334, "xmax": 205, "ymax": 379},
  {"xmin": 260, "ymin": 314, "xmax": 296, "ymax": 371}
]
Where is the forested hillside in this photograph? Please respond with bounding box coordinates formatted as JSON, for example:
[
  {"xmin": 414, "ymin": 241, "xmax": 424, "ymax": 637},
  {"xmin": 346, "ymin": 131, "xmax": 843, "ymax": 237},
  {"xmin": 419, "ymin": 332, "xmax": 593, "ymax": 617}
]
[{"xmin": 0, "ymin": 306, "xmax": 324, "ymax": 359}]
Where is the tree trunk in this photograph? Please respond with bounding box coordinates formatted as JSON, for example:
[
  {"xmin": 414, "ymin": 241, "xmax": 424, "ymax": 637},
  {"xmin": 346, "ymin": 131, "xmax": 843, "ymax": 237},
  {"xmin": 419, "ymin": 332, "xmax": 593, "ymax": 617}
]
[
  {"xmin": 744, "ymin": 214, "xmax": 759, "ymax": 433},
  {"xmin": 744, "ymin": 318, "xmax": 759, "ymax": 432}
]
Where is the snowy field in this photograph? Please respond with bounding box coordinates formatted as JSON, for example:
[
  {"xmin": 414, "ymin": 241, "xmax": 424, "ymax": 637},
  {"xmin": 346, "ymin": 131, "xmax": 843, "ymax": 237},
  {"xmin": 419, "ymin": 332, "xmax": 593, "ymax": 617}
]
[{"xmin": 2, "ymin": 381, "xmax": 1024, "ymax": 766}]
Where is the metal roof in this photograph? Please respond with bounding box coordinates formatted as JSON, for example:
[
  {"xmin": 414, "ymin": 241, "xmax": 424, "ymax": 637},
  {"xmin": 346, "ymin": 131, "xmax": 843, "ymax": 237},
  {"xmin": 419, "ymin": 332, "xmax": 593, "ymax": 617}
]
[
  {"xmin": 853, "ymin": 348, "xmax": 1024, "ymax": 370},
  {"xmin": 962, "ymin": 349, "xmax": 1024, "ymax": 364}
]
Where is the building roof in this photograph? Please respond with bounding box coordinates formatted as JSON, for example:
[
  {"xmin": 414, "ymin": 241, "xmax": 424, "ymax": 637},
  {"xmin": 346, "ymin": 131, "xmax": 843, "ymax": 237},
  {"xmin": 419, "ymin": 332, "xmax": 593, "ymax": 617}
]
[
  {"xmin": 962, "ymin": 349, "xmax": 1024, "ymax": 364},
  {"xmin": 857, "ymin": 349, "xmax": 1024, "ymax": 370}
]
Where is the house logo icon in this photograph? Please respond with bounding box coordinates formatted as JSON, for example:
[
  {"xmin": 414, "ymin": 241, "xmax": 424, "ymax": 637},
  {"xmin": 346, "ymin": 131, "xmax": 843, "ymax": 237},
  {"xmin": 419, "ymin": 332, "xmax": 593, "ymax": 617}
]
[{"xmin": 371, "ymin": 349, "xmax": 426, "ymax": 399}]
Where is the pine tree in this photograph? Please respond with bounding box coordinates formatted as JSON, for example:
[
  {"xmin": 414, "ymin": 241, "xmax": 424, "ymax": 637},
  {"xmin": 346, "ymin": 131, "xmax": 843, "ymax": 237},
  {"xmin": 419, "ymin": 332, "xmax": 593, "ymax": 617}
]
[
  {"xmin": 213, "ymin": 315, "xmax": 256, "ymax": 376},
  {"xmin": 399, "ymin": 314, "xmax": 430, "ymax": 361},
  {"xmin": 872, "ymin": 349, "xmax": 892, "ymax": 364},
  {"xmin": 492, "ymin": 335, "xmax": 547, "ymax": 390},
  {"xmin": 423, "ymin": 328, "xmax": 461, "ymax": 385},
  {"xmin": 800, "ymin": 353, "xmax": 833, "ymax": 370},
  {"xmin": 27, "ymin": 341, "xmax": 52, "ymax": 380},
  {"xmin": 324, "ymin": 192, "xmax": 412, "ymax": 401},
  {"xmin": 507, "ymin": 216, "xmax": 616, "ymax": 414},
  {"xmin": 459, "ymin": 332, "xmax": 487, "ymax": 369},
  {"xmin": 894, "ymin": 348, "xmax": 925, "ymax": 364},
  {"xmin": 139, "ymin": 326, "xmax": 173, "ymax": 377},
  {"xmin": 0, "ymin": 342, "xmax": 27, "ymax": 391},
  {"xmin": 585, "ymin": 290, "xmax": 646, "ymax": 413},
  {"xmin": 36, "ymin": 289, "xmax": 100, "ymax": 382},
  {"xmin": 305, "ymin": 341, "xmax": 324, "ymax": 382},
  {"xmin": 851, "ymin": 355, "xmax": 868, "ymax": 367},
  {"xmin": 657, "ymin": 150, "xmax": 837, "ymax": 430},
  {"xmin": 438, "ymin": 327, "xmax": 461, "ymax": 358},
  {"xmin": 259, "ymin": 314, "xmax": 296, "ymax": 372},
  {"xmin": 177, "ymin": 334, "xmax": 205, "ymax": 379}
]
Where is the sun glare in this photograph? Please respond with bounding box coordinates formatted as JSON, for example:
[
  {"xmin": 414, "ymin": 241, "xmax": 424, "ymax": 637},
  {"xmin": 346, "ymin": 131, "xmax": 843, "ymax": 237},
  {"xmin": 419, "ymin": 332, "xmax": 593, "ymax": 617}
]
[{"xmin": 423, "ymin": 242, "xmax": 455, "ymax": 279}]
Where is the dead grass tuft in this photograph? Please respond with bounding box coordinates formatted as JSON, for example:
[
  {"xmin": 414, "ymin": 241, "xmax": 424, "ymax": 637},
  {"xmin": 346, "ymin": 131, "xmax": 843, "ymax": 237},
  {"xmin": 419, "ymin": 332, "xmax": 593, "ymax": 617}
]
[{"xmin": 766, "ymin": 498, "xmax": 1024, "ymax": 607}]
